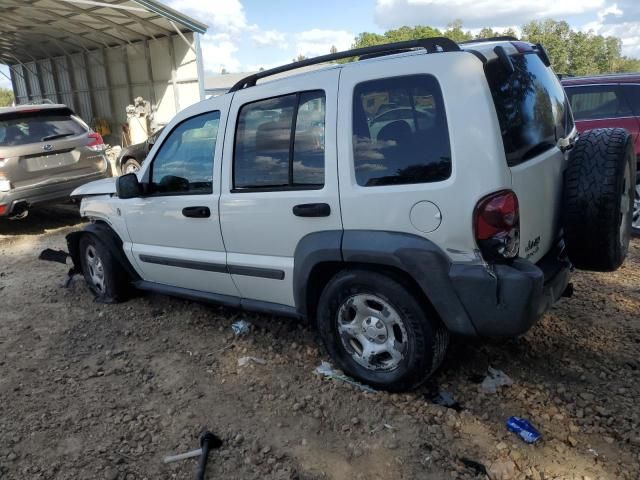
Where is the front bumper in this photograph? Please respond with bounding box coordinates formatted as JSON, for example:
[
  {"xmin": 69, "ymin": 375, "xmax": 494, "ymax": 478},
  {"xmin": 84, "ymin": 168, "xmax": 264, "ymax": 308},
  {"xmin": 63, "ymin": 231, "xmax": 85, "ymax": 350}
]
[
  {"xmin": 0, "ymin": 170, "xmax": 111, "ymax": 216},
  {"xmin": 449, "ymin": 242, "xmax": 572, "ymax": 337}
]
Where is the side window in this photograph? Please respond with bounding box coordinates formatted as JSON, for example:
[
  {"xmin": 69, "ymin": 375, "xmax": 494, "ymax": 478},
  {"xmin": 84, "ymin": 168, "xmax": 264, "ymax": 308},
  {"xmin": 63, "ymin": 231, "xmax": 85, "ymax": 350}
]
[
  {"xmin": 234, "ymin": 90, "xmax": 326, "ymax": 190},
  {"xmin": 566, "ymin": 85, "xmax": 632, "ymax": 121},
  {"xmin": 352, "ymin": 75, "xmax": 451, "ymax": 187},
  {"xmin": 151, "ymin": 111, "xmax": 220, "ymax": 195},
  {"xmin": 619, "ymin": 84, "xmax": 640, "ymax": 116}
]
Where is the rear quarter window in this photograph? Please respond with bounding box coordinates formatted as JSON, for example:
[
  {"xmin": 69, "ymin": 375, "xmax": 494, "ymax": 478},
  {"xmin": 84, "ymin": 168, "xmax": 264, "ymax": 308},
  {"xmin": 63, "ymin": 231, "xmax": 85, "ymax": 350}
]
[
  {"xmin": 352, "ymin": 74, "xmax": 451, "ymax": 187},
  {"xmin": 486, "ymin": 52, "xmax": 570, "ymax": 166}
]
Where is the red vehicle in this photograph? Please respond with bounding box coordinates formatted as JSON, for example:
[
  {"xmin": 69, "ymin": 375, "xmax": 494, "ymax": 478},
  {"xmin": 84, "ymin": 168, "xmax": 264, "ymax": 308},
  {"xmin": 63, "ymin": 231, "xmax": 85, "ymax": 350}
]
[{"xmin": 562, "ymin": 73, "xmax": 640, "ymax": 234}]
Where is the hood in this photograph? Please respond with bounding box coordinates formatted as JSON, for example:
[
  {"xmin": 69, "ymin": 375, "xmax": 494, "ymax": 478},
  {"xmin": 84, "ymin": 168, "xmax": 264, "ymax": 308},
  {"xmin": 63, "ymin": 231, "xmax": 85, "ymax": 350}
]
[{"xmin": 71, "ymin": 177, "xmax": 117, "ymax": 197}]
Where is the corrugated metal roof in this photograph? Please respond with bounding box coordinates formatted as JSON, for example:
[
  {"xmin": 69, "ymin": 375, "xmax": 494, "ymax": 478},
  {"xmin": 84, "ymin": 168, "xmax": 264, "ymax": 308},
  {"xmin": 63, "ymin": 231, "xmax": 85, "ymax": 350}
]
[{"xmin": 0, "ymin": 0, "xmax": 207, "ymax": 65}]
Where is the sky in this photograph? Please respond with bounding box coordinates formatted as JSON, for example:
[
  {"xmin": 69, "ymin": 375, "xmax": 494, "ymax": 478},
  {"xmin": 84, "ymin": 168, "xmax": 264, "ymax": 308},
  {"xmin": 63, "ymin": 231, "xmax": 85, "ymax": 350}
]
[{"xmin": 1, "ymin": 0, "xmax": 639, "ymax": 88}]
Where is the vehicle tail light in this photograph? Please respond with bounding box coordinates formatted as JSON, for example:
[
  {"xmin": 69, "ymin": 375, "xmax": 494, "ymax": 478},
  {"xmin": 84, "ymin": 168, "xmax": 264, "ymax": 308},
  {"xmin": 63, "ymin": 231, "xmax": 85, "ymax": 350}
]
[
  {"xmin": 474, "ymin": 190, "xmax": 520, "ymax": 261},
  {"xmin": 0, "ymin": 205, "xmax": 7, "ymax": 216},
  {"xmin": 87, "ymin": 132, "xmax": 106, "ymax": 152}
]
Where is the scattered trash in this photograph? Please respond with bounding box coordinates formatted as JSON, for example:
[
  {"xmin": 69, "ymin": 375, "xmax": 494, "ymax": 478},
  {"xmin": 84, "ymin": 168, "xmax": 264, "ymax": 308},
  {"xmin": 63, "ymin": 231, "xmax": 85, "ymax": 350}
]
[
  {"xmin": 238, "ymin": 356, "xmax": 266, "ymax": 367},
  {"xmin": 231, "ymin": 319, "xmax": 251, "ymax": 336},
  {"xmin": 460, "ymin": 457, "xmax": 488, "ymax": 476},
  {"xmin": 480, "ymin": 367, "xmax": 513, "ymax": 394},
  {"xmin": 164, "ymin": 447, "xmax": 203, "ymax": 463},
  {"xmin": 164, "ymin": 430, "xmax": 222, "ymax": 480},
  {"xmin": 426, "ymin": 389, "xmax": 463, "ymax": 411},
  {"xmin": 315, "ymin": 361, "xmax": 377, "ymax": 393},
  {"xmin": 506, "ymin": 416, "xmax": 541, "ymax": 444},
  {"xmin": 38, "ymin": 248, "xmax": 69, "ymax": 264},
  {"xmin": 588, "ymin": 448, "xmax": 599, "ymax": 457}
]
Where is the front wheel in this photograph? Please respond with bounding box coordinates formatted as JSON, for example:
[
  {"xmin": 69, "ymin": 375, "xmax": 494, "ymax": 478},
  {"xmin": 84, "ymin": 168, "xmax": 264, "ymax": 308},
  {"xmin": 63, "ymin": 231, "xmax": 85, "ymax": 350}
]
[
  {"xmin": 316, "ymin": 269, "xmax": 448, "ymax": 392},
  {"xmin": 79, "ymin": 235, "xmax": 126, "ymax": 303}
]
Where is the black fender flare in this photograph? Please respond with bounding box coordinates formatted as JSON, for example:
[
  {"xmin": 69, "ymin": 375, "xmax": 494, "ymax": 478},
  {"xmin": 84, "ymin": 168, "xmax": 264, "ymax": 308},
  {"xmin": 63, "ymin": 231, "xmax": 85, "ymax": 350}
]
[
  {"xmin": 293, "ymin": 230, "xmax": 477, "ymax": 336},
  {"xmin": 66, "ymin": 222, "xmax": 141, "ymax": 281}
]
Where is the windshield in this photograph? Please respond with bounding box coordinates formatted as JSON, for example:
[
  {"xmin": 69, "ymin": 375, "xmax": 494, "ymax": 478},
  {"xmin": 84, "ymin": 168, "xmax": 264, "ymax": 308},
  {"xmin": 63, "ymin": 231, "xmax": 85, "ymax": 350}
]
[
  {"xmin": 0, "ymin": 108, "xmax": 86, "ymax": 147},
  {"xmin": 485, "ymin": 52, "xmax": 573, "ymax": 166}
]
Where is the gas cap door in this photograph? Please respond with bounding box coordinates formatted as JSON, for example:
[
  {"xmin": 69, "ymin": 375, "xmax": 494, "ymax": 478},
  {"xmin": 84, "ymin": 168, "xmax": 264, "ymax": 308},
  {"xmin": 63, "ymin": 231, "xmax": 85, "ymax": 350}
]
[{"xmin": 409, "ymin": 201, "xmax": 442, "ymax": 233}]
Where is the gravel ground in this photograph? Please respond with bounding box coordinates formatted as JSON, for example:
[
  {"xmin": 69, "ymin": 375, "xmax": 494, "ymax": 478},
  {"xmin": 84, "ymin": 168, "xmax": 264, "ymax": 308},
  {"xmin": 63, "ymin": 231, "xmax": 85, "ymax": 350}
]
[{"xmin": 1, "ymin": 206, "xmax": 639, "ymax": 480}]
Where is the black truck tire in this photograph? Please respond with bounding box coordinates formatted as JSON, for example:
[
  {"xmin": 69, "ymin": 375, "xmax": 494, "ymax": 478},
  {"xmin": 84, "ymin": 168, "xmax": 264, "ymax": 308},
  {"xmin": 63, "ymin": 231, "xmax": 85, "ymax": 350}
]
[{"xmin": 563, "ymin": 128, "xmax": 636, "ymax": 272}]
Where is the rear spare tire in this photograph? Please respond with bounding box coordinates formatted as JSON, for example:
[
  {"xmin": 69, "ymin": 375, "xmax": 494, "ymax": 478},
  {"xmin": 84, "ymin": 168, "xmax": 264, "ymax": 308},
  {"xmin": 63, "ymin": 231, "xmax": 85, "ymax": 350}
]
[{"xmin": 563, "ymin": 128, "xmax": 636, "ymax": 271}]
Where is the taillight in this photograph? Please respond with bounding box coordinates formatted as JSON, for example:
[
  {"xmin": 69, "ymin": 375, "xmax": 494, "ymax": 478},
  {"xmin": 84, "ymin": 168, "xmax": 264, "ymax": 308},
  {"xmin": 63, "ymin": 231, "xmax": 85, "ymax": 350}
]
[
  {"xmin": 474, "ymin": 190, "xmax": 520, "ymax": 261},
  {"xmin": 0, "ymin": 205, "xmax": 7, "ymax": 216},
  {"xmin": 87, "ymin": 132, "xmax": 105, "ymax": 151}
]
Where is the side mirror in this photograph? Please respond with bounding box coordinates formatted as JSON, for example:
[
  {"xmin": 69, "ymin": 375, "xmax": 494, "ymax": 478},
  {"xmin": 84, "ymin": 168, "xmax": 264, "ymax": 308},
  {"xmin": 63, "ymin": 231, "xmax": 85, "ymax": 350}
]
[{"xmin": 117, "ymin": 173, "xmax": 142, "ymax": 199}]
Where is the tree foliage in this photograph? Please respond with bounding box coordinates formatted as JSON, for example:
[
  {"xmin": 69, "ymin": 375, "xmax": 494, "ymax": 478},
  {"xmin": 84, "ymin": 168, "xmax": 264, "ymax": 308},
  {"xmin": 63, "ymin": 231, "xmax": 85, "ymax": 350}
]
[
  {"xmin": 0, "ymin": 87, "xmax": 13, "ymax": 107},
  {"xmin": 350, "ymin": 19, "xmax": 640, "ymax": 76}
]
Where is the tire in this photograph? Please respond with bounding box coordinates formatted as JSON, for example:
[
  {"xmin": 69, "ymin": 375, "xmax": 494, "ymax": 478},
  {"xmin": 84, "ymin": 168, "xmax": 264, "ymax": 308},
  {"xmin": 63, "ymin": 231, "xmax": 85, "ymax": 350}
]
[
  {"xmin": 121, "ymin": 157, "xmax": 141, "ymax": 174},
  {"xmin": 633, "ymin": 172, "xmax": 640, "ymax": 237},
  {"xmin": 316, "ymin": 269, "xmax": 449, "ymax": 392},
  {"xmin": 563, "ymin": 128, "xmax": 636, "ymax": 271},
  {"xmin": 79, "ymin": 234, "xmax": 127, "ymax": 303}
]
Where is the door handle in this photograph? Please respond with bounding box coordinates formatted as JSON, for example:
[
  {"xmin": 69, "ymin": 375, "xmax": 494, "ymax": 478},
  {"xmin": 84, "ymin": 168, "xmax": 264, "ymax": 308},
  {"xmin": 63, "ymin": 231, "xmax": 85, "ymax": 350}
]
[
  {"xmin": 182, "ymin": 206, "xmax": 211, "ymax": 218},
  {"xmin": 292, "ymin": 203, "xmax": 331, "ymax": 217}
]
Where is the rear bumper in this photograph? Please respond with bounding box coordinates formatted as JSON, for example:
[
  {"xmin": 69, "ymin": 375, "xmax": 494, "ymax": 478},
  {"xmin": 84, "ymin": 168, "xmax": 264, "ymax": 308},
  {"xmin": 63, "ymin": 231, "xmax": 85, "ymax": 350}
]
[
  {"xmin": 449, "ymin": 241, "xmax": 572, "ymax": 337},
  {"xmin": 0, "ymin": 170, "xmax": 111, "ymax": 216}
]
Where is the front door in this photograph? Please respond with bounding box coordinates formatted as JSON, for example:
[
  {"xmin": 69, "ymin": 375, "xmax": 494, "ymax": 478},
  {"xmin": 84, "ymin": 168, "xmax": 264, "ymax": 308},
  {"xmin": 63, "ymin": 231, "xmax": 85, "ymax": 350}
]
[
  {"xmin": 121, "ymin": 100, "xmax": 238, "ymax": 297},
  {"xmin": 219, "ymin": 68, "xmax": 342, "ymax": 307}
]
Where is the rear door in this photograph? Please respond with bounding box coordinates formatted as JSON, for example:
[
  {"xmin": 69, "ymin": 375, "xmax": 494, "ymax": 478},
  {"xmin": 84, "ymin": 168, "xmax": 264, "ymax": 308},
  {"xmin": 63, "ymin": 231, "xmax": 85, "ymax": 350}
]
[
  {"xmin": 0, "ymin": 107, "xmax": 107, "ymax": 189},
  {"xmin": 219, "ymin": 68, "xmax": 341, "ymax": 307},
  {"xmin": 485, "ymin": 52, "xmax": 574, "ymax": 262}
]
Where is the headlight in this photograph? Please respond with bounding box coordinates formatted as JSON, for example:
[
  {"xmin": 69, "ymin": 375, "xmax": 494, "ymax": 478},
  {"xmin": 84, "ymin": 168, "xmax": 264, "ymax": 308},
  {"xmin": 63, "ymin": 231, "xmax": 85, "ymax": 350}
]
[{"xmin": 0, "ymin": 179, "xmax": 11, "ymax": 192}]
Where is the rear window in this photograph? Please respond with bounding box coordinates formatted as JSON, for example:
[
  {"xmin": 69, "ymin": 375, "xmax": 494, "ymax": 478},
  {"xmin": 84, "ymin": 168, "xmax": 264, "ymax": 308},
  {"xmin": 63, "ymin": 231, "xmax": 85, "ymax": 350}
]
[
  {"xmin": 0, "ymin": 108, "xmax": 86, "ymax": 147},
  {"xmin": 565, "ymin": 84, "xmax": 633, "ymax": 120},
  {"xmin": 486, "ymin": 52, "xmax": 571, "ymax": 166}
]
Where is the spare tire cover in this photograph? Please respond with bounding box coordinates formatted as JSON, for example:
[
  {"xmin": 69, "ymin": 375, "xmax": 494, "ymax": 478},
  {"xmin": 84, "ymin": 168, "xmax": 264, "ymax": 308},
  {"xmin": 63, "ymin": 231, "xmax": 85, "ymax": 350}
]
[{"xmin": 563, "ymin": 128, "xmax": 636, "ymax": 272}]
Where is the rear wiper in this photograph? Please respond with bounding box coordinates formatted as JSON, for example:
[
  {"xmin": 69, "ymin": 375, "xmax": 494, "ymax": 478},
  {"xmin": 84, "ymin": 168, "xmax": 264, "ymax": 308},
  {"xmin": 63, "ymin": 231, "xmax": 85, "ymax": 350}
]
[{"xmin": 41, "ymin": 132, "xmax": 76, "ymax": 141}]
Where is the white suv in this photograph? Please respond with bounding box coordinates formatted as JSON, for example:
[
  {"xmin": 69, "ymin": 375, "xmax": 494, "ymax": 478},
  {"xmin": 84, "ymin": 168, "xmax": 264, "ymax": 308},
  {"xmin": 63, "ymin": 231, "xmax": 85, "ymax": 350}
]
[{"xmin": 67, "ymin": 37, "xmax": 636, "ymax": 391}]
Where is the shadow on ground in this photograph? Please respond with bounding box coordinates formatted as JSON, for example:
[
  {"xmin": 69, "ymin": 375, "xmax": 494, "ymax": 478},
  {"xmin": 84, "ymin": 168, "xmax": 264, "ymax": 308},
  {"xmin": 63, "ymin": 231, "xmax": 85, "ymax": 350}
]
[{"xmin": 0, "ymin": 204, "xmax": 83, "ymax": 236}]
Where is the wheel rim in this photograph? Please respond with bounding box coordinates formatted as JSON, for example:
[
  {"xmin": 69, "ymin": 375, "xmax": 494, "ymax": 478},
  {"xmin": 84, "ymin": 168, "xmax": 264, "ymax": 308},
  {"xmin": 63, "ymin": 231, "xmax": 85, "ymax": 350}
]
[
  {"xmin": 336, "ymin": 294, "xmax": 408, "ymax": 372},
  {"xmin": 85, "ymin": 245, "xmax": 106, "ymax": 293},
  {"xmin": 124, "ymin": 162, "xmax": 140, "ymax": 174},
  {"xmin": 633, "ymin": 177, "xmax": 640, "ymax": 231},
  {"xmin": 620, "ymin": 162, "xmax": 632, "ymax": 245}
]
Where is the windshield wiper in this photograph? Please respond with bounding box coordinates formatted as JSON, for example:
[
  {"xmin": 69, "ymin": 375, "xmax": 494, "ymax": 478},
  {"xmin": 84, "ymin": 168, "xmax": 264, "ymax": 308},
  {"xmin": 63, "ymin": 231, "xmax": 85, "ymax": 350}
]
[{"xmin": 41, "ymin": 132, "xmax": 76, "ymax": 141}]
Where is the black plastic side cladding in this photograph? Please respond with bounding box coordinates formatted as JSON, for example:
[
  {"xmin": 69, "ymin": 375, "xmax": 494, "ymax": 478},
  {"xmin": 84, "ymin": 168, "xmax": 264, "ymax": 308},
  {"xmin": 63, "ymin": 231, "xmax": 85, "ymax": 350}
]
[
  {"xmin": 293, "ymin": 230, "xmax": 343, "ymax": 318},
  {"xmin": 66, "ymin": 223, "xmax": 140, "ymax": 282},
  {"xmin": 340, "ymin": 230, "xmax": 477, "ymax": 336}
]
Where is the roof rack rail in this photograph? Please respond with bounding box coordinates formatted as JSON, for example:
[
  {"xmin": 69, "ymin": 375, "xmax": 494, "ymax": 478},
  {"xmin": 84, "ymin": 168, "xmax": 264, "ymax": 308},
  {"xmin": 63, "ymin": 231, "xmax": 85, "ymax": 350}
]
[
  {"xmin": 459, "ymin": 36, "xmax": 519, "ymax": 44},
  {"xmin": 229, "ymin": 37, "xmax": 461, "ymax": 92}
]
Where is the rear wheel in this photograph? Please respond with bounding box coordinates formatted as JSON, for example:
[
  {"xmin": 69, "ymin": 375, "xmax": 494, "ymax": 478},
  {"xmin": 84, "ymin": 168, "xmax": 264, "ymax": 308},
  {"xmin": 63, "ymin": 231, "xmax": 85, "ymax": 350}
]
[
  {"xmin": 79, "ymin": 235, "xmax": 126, "ymax": 303},
  {"xmin": 563, "ymin": 128, "xmax": 636, "ymax": 271},
  {"xmin": 316, "ymin": 269, "xmax": 448, "ymax": 391}
]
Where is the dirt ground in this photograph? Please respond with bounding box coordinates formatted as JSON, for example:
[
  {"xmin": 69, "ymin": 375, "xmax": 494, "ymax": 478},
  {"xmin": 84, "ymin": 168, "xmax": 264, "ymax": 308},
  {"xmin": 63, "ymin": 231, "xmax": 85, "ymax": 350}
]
[{"xmin": 1, "ymin": 205, "xmax": 639, "ymax": 480}]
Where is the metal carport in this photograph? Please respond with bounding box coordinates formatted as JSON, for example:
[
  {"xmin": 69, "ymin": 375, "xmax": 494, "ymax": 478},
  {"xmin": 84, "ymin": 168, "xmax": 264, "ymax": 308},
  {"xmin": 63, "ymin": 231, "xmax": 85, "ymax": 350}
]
[{"xmin": 0, "ymin": 0, "xmax": 208, "ymax": 145}]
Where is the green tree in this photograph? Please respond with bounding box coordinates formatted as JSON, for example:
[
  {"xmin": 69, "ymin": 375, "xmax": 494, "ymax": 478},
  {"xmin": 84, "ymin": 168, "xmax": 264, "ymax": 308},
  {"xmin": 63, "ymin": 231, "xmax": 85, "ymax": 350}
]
[
  {"xmin": 443, "ymin": 20, "xmax": 473, "ymax": 42},
  {"xmin": 330, "ymin": 45, "xmax": 338, "ymax": 54},
  {"xmin": 349, "ymin": 19, "xmax": 639, "ymax": 75},
  {"xmin": 0, "ymin": 87, "xmax": 13, "ymax": 107}
]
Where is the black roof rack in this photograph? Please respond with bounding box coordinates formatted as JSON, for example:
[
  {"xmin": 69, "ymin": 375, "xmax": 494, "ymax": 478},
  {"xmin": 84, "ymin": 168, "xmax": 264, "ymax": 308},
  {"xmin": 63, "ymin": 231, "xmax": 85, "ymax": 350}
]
[
  {"xmin": 229, "ymin": 37, "xmax": 461, "ymax": 92},
  {"xmin": 459, "ymin": 36, "xmax": 518, "ymax": 44}
]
